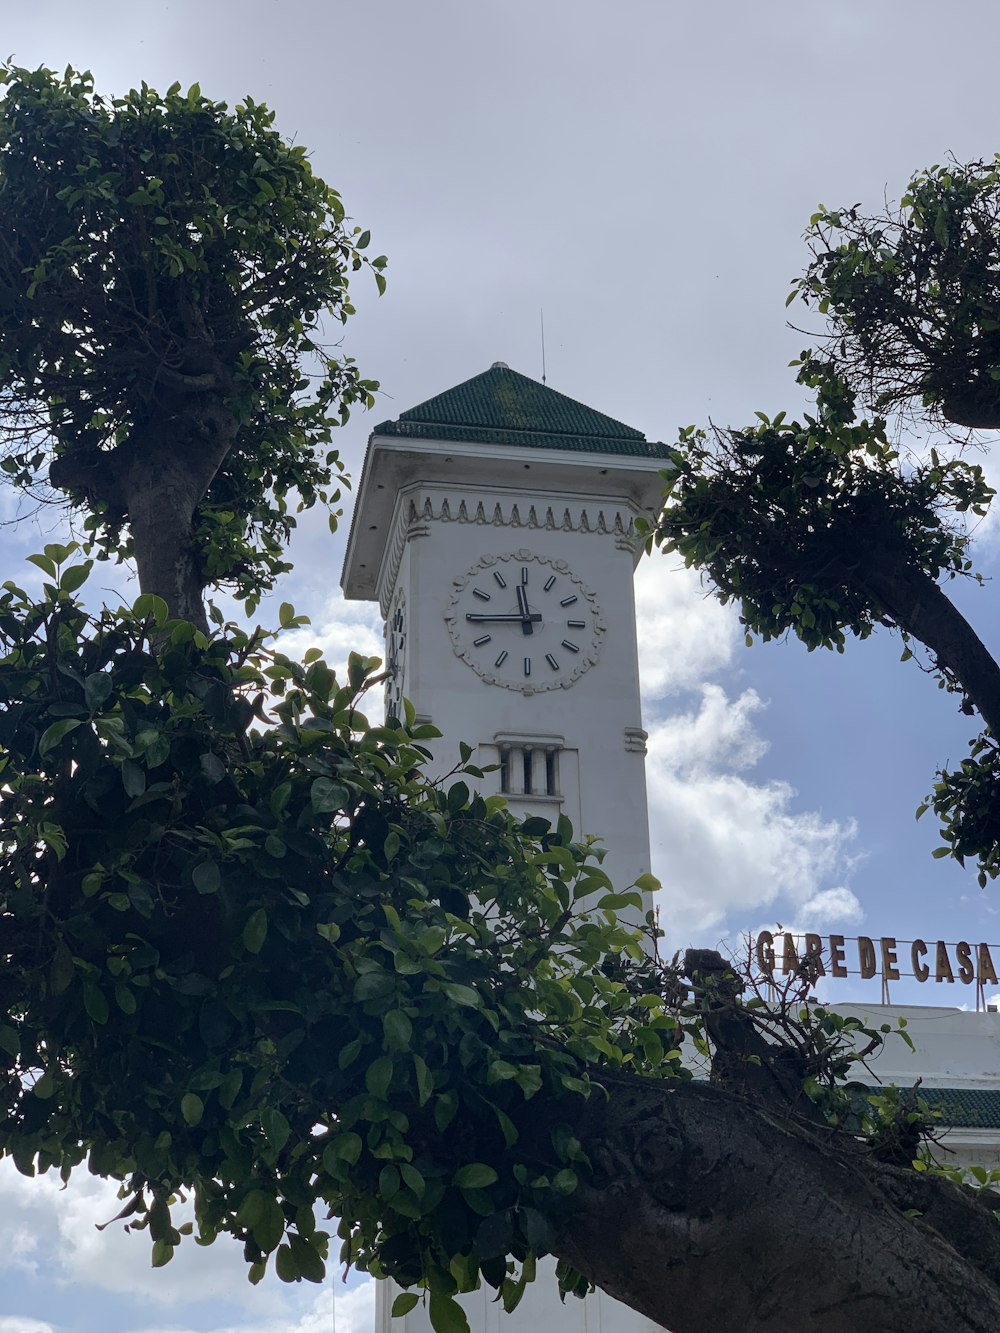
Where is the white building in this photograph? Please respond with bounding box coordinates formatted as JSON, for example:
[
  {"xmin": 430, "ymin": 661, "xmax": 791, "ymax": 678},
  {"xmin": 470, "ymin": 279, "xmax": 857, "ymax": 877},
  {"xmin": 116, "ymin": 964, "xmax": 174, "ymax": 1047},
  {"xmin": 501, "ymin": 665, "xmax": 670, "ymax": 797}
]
[
  {"xmin": 342, "ymin": 362, "xmax": 670, "ymax": 1333},
  {"xmin": 835, "ymin": 1003, "xmax": 1000, "ymax": 1172}
]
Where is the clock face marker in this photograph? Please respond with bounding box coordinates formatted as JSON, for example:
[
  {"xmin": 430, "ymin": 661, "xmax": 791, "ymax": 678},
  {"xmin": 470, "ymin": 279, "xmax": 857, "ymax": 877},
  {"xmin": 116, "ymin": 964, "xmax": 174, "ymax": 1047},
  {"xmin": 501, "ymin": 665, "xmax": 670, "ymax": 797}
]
[
  {"xmin": 566, "ymin": 619, "xmax": 586, "ymax": 629},
  {"xmin": 473, "ymin": 588, "xmax": 491, "ymax": 601},
  {"xmin": 560, "ymin": 595, "xmax": 578, "ymax": 607},
  {"xmin": 545, "ymin": 653, "xmax": 560, "ymax": 671},
  {"xmin": 523, "ymin": 657, "xmax": 531, "ymax": 677},
  {"xmin": 494, "ymin": 649, "xmax": 508, "ymax": 668},
  {"xmin": 493, "ymin": 571, "xmax": 507, "ymax": 587},
  {"xmin": 562, "ymin": 640, "xmax": 580, "ymax": 653},
  {"xmin": 473, "ymin": 634, "xmax": 492, "ymax": 647},
  {"xmin": 543, "ymin": 575, "xmax": 556, "ymax": 592},
  {"xmin": 521, "ymin": 566, "xmax": 529, "ymax": 584}
]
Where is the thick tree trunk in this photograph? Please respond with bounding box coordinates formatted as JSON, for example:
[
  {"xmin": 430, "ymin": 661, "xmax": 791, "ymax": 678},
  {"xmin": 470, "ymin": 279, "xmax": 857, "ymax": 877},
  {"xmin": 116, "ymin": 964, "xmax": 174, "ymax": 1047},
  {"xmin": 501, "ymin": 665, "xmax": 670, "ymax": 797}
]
[
  {"xmin": 51, "ymin": 397, "xmax": 238, "ymax": 633},
  {"xmin": 855, "ymin": 541, "xmax": 1000, "ymax": 734},
  {"xmin": 121, "ymin": 448, "xmax": 211, "ymax": 632},
  {"xmin": 543, "ymin": 1073, "xmax": 1000, "ymax": 1333}
]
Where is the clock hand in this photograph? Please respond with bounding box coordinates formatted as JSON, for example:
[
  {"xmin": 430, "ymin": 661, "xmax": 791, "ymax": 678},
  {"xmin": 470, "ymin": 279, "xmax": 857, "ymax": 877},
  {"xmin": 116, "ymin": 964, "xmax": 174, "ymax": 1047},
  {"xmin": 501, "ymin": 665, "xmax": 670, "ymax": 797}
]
[
  {"xmin": 465, "ymin": 612, "xmax": 542, "ymax": 624},
  {"xmin": 516, "ymin": 585, "xmax": 536, "ymax": 636}
]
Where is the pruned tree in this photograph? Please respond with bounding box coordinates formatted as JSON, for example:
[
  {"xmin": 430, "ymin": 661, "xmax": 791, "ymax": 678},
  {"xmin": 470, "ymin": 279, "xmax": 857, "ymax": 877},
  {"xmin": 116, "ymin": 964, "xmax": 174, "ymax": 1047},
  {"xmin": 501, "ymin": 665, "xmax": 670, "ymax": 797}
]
[
  {"xmin": 4, "ymin": 72, "xmax": 1000, "ymax": 1333},
  {"xmin": 0, "ymin": 63, "xmax": 382, "ymax": 630},
  {"xmin": 653, "ymin": 159, "xmax": 1000, "ymax": 888}
]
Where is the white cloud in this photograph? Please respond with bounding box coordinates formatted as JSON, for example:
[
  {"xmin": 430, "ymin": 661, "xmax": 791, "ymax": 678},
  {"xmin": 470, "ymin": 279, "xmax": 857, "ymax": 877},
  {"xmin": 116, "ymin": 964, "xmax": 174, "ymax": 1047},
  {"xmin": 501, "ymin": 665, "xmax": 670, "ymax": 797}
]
[
  {"xmin": 128, "ymin": 1278, "xmax": 375, "ymax": 1333},
  {"xmin": 634, "ymin": 556, "xmax": 739, "ymax": 701},
  {"xmin": 798, "ymin": 886, "xmax": 865, "ymax": 929},
  {"xmin": 646, "ymin": 685, "xmax": 858, "ymax": 940},
  {"xmin": 0, "ymin": 1163, "xmax": 322, "ymax": 1318},
  {"xmin": 276, "ymin": 595, "xmax": 384, "ymax": 682},
  {"xmin": 0, "ymin": 1320, "xmax": 57, "ymax": 1333}
]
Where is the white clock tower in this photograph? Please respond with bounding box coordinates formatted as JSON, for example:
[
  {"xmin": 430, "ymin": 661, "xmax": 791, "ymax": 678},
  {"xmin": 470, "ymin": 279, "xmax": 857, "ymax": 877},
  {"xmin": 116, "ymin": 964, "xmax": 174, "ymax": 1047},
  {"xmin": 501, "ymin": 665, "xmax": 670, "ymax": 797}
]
[{"xmin": 341, "ymin": 362, "xmax": 669, "ymax": 1333}]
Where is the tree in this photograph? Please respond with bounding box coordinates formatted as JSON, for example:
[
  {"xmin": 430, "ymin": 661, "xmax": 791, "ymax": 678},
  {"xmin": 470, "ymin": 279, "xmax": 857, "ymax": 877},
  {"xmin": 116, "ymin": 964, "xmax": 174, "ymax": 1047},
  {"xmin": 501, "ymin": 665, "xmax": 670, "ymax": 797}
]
[
  {"xmin": 0, "ymin": 63, "xmax": 382, "ymax": 630},
  {"xmin": 651, "ymin": 158, "xmax": 1000, "ymax": 887},
  {"xmin": 4, "ymin": 69, "xmax": 1000, "ymax": 1333}
]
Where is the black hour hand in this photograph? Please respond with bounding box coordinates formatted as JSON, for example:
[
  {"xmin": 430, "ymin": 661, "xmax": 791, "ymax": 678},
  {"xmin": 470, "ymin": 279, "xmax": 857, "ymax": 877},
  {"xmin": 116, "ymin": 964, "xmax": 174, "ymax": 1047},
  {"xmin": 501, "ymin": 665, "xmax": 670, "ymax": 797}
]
[{"xmin": 516, "ymin": 585, "xmax": 535, "ymax": 636}]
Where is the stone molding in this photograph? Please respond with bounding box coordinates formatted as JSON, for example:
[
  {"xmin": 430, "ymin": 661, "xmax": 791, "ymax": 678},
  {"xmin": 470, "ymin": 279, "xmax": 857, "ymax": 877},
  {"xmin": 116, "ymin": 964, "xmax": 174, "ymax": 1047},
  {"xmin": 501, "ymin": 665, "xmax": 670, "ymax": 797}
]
[
  {"xmin": 623, "ymin": 726, "xmax": 648, "ymax": 755},
  {"xmin": 377, "ymin": 488, "xmax": 639, "ymax": 612}
]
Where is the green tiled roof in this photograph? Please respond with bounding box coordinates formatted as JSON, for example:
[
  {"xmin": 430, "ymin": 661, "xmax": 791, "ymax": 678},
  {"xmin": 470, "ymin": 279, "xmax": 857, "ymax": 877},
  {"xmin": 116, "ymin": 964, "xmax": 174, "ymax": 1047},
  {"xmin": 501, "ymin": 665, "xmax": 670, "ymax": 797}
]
[
  {"xmin": 372, "ymin": 362, "xmax": 671, "ymax": 460},
  {"xmin": 862, "ymin": 1086, "xmax": 1000, "ymax": 1129},
  {"xmin": 914, "ymin": 1087, "xmax": 1000, "ymax": 1130}
]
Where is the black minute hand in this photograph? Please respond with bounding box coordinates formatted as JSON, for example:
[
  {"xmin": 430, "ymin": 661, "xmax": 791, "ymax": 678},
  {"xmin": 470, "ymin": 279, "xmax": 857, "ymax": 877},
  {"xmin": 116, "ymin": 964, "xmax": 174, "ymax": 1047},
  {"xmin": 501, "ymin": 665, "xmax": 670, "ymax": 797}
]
[{"xmin": 465, "ymin": 612, "xmax": 542, "ymax": 624}]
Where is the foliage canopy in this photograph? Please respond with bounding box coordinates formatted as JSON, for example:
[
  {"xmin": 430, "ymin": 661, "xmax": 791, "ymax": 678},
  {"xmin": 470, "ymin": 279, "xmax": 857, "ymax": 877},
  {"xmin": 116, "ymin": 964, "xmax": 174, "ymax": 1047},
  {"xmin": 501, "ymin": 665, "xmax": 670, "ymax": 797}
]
[
  {"xmin": 652, "ymin": 158, "xmax": 1000, "ymax": 889},
  {"xmin": 0, "ymin": 63, "xmax": 382, "ymax": 620}
]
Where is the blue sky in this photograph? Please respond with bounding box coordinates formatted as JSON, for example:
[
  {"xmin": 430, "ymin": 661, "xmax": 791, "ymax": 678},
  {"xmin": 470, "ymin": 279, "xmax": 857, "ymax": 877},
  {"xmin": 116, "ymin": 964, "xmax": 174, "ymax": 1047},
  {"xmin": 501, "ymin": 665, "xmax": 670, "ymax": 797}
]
[{"xmin": 4, "ymin": 1, "xmax": 1000, "ymax": 1329}]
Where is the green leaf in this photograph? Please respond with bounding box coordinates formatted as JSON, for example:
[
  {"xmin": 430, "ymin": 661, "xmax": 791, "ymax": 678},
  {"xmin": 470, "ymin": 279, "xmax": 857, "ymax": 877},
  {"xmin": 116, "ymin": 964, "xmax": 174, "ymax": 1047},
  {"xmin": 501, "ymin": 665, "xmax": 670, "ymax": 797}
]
[
  {"xmin": 454, "ymin": 1163, "xmax": 498, "ymax": 1189},
  {"xmin": 428, "ymin": 1291, "xmax": 470, "ymax": 1333},
  {"xmin": 392, "ymin": 1293, "xmax": 420, "ymax": 1317},
  {"xmin": 383, "ymin": 1009, "xmax": 413, "ymax": 1051},
  {"xmin": 260, "ymin": 1107, "xmax": 291, "ymax": 1154},
  {"xmin": 243, "ymin": 908, "xmax": 268, "ymax": 955},
  {"xmin": 59, "ymin": 560, "xmax": 92, "ymax": 593},
  {"xmin": 49, "ymin": 942, "xmax": 75, "ymax": 996},
  {"xmin": 413, "ymin": 1053, "xmax": 434, "ymax": 1106},
  {"xmin": 288, "ymin": 1232, "xmax": 325, "ymax": 1283},
  {"xmin": 181, "ymin": 1092, "xmax": 204, "ymax": 1126},
  {"xmin": 192, "ymin": 861, "xmax": 221, "ymax": 894},
  {"xmin": 121, "ymin": 759, "xmax": 145, "ymax": 798},
  {"xmin": 38, "ymin": 718, "xmax": 83, "ymax": 755},
  {"xmin": 275, "ymin": 1242, "xmax": 298, "ymax": 1282},
  {"xmin": 151, "ymin": 1238, "xmax": 174, "ymax": 1268},
  {"xmin": 33, "ymin": 1072, "xmax": 56, "ymax": 1100},
  {"xmin": 322, "ymin": 1132, "xmax": 362, "ymax": 1170},
  {"xmin": 83, "ymin": 983, "xmax": 109, "ymax": 1025},
  {"xmin": 132, "ymin": 593, "xmax": 169, "ymax": 626},
  {"xmin": 441, "ymin": 983, "xmax": 480, "ymax": 1008},
  {"xmin": 311, "ymin": 778, "xmax": 350, "ymax": 813},
  {"xmin": 251, "ymin": 1195, "xmax": 286, "ymax": 1254},
  {"xmin": 366, "ymin": 1056, "xmax": 393, "ymax": 1100},
  {"xmin": 26, "ymin": 552, "xmax": 56, "ymax": 577},
  {"xmin": 84, "ymin": 672, "xmax": 114, "ymax": 711},
  {"xmin": 0, "ymin": 1025, "xmax": 19, "ymax": 1059}
]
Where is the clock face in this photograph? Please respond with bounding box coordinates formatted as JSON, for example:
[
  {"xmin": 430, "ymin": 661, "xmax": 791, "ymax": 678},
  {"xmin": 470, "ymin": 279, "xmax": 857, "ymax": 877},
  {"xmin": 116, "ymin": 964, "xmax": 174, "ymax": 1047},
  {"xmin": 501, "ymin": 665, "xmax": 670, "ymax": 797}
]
[
  {"xmin": 385, "ymin": 590, "xmax": 407, "ymax": 719},
  {"xmin": 444, "ymin": 550, "xmax": 604, "ymax": 694}
]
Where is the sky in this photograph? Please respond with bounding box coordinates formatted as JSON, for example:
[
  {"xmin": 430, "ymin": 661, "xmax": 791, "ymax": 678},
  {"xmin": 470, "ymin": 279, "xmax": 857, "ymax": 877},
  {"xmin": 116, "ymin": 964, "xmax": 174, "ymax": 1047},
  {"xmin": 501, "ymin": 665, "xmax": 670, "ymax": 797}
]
[{"xmin": 4, "ymin": 1, "xmax": 1000, "ymax": 1329}]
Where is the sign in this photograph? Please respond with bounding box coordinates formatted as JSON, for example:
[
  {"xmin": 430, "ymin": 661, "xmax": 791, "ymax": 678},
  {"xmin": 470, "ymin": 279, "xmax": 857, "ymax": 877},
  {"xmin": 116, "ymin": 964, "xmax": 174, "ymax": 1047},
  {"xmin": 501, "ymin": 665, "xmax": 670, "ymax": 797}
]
[{"xmin": 753, "ymin": 931, "xmax": 1000, "ymax": 986}]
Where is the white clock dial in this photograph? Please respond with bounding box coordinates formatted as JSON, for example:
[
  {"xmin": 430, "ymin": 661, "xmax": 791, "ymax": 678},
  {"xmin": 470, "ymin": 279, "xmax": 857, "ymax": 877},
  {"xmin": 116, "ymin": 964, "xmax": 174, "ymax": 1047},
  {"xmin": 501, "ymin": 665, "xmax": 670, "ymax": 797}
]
[{"xmin": 444, "ymin": 550, "xmax": 604, "ymax": 694}]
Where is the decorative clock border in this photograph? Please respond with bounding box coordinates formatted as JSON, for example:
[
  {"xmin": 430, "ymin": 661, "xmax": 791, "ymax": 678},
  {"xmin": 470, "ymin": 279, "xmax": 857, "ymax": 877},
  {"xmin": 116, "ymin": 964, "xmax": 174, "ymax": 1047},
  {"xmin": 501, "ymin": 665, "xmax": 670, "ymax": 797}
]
[{"xmin": 444, "ymin": 549, "xmax": 606, "ymax": 695}]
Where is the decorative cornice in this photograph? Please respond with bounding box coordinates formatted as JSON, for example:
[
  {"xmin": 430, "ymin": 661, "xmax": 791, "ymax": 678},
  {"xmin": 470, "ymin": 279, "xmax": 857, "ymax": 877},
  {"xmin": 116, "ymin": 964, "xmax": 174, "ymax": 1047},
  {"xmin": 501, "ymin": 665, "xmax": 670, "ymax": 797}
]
[{"xmin": 377, "ymin": 486, "xmax": 639, "ymax": 612}]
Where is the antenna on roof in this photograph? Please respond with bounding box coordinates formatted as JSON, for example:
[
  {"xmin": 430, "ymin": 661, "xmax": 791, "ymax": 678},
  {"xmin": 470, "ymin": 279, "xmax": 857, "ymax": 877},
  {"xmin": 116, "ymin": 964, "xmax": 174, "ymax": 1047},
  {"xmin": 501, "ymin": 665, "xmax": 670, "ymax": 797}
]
[{"xmin": 540, "ymin": 308, "xmax": 547, "ymax": 384}]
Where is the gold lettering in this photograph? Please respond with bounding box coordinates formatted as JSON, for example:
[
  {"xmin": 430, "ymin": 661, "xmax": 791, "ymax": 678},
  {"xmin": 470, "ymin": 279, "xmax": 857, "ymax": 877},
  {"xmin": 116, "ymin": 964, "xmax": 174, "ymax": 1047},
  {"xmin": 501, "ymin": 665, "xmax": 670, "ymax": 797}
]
[
  {"xmin": 828, "ymin": 934, "xmax": 847, "ymax": 977},
  {"xmin": 879, "ymin": 937, "xmax": 900, "ymax": 983},
  {"xmin": 935, "ymin": 941, "xmax": 955, "ymax": 983},
  {"xmin": 756, "ymin": 931, "xmax": 775, "ymax": 975},
  {"xmin": 803, "ymin": 933, "xmax": 826, "ymax": 975},
  {"xmin": 956, "ymin": 941, "xmax": 974, "ymax": 984},
  {"xmin": 978, "ymin": 943, "xmax": 998, "ymax": 987},
  {"xmin": 781, "ymin": 932, "xmax": 797, "ymax": 975},
  {"xmin": 858, "ymin": 936, "xmax": 876, "ymax": 980},
  {"xmin": 911, "ymin": 939, "xmax": 929, "ymax": 982}
]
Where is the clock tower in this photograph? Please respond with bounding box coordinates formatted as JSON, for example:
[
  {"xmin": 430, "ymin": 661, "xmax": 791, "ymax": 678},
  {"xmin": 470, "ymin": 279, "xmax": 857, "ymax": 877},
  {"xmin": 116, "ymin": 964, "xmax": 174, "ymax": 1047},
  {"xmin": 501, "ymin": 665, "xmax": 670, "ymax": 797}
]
[{"xmin": 341, "ymin": 362, "xmax": 669, "ymax": 1332}]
